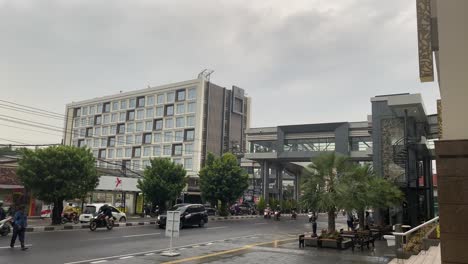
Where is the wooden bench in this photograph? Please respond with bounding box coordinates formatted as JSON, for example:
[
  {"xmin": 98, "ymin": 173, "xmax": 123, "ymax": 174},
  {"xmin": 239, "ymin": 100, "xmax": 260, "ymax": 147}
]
[{"xmin": 340, "ymin": 230, "xmax": 375, "ymax": 251}]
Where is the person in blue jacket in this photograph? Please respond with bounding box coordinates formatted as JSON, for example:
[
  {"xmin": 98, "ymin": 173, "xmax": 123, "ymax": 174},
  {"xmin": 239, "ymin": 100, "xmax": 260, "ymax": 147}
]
[{"xmin": 10, "ymin": 205, "xmax": 28, "ymax": 250}]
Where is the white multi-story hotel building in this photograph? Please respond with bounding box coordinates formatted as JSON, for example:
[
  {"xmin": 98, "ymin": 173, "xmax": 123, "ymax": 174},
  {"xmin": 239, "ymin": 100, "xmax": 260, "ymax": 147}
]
[{"xmin": 63, "ymin": 75, "xmax": 250, "ymax": 203}]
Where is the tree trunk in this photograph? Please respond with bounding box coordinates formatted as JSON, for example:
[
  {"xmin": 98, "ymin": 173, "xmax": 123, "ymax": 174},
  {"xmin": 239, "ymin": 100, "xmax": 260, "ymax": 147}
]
[
  {"xmin": 52, "ymin": 199, "xmax": 64, "ymax": 225},
  {"xmin": 358, "ymin": 209, "xmax": 365, "ymax": 231},
  {"xmin": 328, "ymin": 209, "xmax": 336, "ymax": 233},
  {"xmin": 219, "ymin": 201, "xmax": 228, "ymax": 217}
]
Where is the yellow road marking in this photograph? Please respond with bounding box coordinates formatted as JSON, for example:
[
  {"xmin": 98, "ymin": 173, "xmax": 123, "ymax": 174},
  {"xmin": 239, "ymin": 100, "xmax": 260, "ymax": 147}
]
[{"xmin": 161, "ymin": 238, "xmax": 295, "ymax": 264}]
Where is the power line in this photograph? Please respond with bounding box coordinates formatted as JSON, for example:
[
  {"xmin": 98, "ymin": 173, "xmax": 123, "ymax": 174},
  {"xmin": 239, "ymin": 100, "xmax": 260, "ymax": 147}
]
[
  {"xmin": 0, "ymin": 137, "xmax": 29, "ymax": 144},
  {"xmin": 0, "ymin": 123, "xmax": 63, "ymax": 137},
  {"xmin": 0, "ymin": 99, "xmax": 64, "ymax": 117},
  {"xmin": 0, "ymin": 103, "xmax": 64, "ymax": 120}
]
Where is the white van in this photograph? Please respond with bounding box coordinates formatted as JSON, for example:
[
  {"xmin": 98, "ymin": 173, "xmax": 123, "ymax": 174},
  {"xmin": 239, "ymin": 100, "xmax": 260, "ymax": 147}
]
[{"xmin": 79, "ymin": 203, "xmax": 127, "ymax": 223}]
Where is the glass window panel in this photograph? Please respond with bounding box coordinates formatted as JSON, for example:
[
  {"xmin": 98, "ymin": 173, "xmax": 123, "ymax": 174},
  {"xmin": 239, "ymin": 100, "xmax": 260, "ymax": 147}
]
[
  {"xmin": 126, "ymin": 123, "xmax": 134, "ymax": 133},
  {"xmin": 102, "ymin": 126, "xmax": 109, "ymax": 136},
  {"xmin": 146, "ymin": 108, "xmax": 154, "ymax": 118},
  {"xmin": 135, "ymin": 134, "xmax": 142, "ymax": 144},
  {"xmin": 82, "ymin": 106, "xmax": 88, "ymax": 116},
  {"xmin": 165, "ymin": 118, "xmax": 173, "ymax": 129},
  {"xmin": 173, "ymin": 158, "xmax": 182, "ymax": 166},
  {"xmin": 164, "ymin": 132, "xmax": 172, "ymax": 142},
  {"xmin": 116, "ymin": 148, "xmax": 123, "ymax": 158},
  {"xmin": 175, "ymin": 131, "xmax": 183, "ymax": 141},
  {"xmin": 80, "ymin": 118, "xmax": 86, "ymax": 126},
  {"xmin": 176, "ymin": 117, "xmax": 185, "ymax": 128},
  {"xmin": 119, "ymin": 112, "xmax": 126, "ymax": 122},
  {"xmin": 154, "ymin": 119, "xmax": 163, "ymax": 130},
  {"xmin": 153, "ymin": 133, "xmax": 162, "ymax": 143},
  {"xmin": 103, "ymin": 114, "xmax": 110, "ymax": 124},
  {"xmin": 95, "ymin": 127, "xmax": 101, "ymax": 136},
  {"xmin": 120, "ymin": 100, "xmax": 127, "ymax": 110},
  {"xmin": 184, "ymin": 144, "xmax": 193, "ymax": 155},
  {"xmin": 117, "ymin": 136, "xmax": 124, "ymax": 146},
  {"xmin": 153, "ymin": 145, "xmax": 161, "ymax": 156},
  {"xmin": 97, "ymin": 103, "xmax": 103, "ymax": 114},
  {"xmin": 125, "ymin": 148, "xmax": 132, "ymax": 158},
  {"xmin": 101, "ymin": 138, "xmax": 107, "ymax": 147},
  {"xmin": 117, "ymin": 124, "xmax": 125, "ymax": 134},
  {"xmin": 147, "ymin": 96, "xmax": 154, "ymax": 106},
  {"xmin": 137, "ymin": 109, "xmax": 145, "ymax": 120},
  {"xmin": 143, "ymin": 133, "xmax": 152, "ymax": 144},
  {"xmin": 126, "ymin": 135, "xmax": 134, "ymax": 145},
  {"xmin": 89, "ymin": 105, "xmax": 96, "ymax": 115},
  {"xmin": 133, "ymin": 147, "xmax": 141, "ymax": 158},
  {"xmin": 165, "ymin": 105, "xmax": 174, "ymax": 116},
  {"xmin": 111, "ymin": 113, "xmax": 118, "ymax": 123},
  {"xmin": 93, "ymin": 139, "xmax": 99, "ymax": 148},
  {"xmin": 143, "ymin": 146, "xmax": 151, "ymax": 157},
  {"xmin": 187, "ymin": 88, "xmax": 196, "ymax": 100},
  {"xmin": 176, "ymin": 103, "xmax": 185, "ymax": 114},
  {"xmin": 112, "ymin": 101, "xmax": 119, "ymax": 111},
  {"xmin": 137, "ymin": 97, "xmax": 145, "ymax": 108},
  {"xmin": 155, "ymin": 106, "xmax": 164, "ymax": 117},
  {"xmin": 136, "ymin": 122, "xmax": 143, "ymax": 132},
  {"xmin": 143, "ymin": 159, "xmax": 151, "ymax": 168},
  {"xmin": 157, "ymin": 94, "xmax": 165, "ymax": 105},
  {"xmin": 186, "ymin": 116, "xmax": 195, "ymax": 127},
  {"xmin": 127, "ymin": 110, "xmax": 135, "ymax": 121},
  {"xmin": 176, "ymin": 90, "xmax": 185, "ymax": 101},
  {"xmin": 187, "ymin": 102, "xmax": 196, "ymax": 113},
  {"xmin": 110, "ymin": 125, "xmax": 117, "ymax": 135},
  {"xmin": 167, "ymin": 92, "xmax": 175, "ymax": 103},
  {"xmin": 129, "ymin": 98, "xmax": 136, "ymax": 108},
  {"xmin": 163, "ymin": 145, "xmax": 171, "ymax": 156},
  {"xmin": 185, "ymin": 129, "xmax": 195, "ymax": 141},
  {"xmin": 184, "ymin": 158, "xmax": 193, "ymax": 170},
  {"xmin": 145, "ymin": 121, "xmax": 152, "ymax": 131},
  {"xmin": 173, "ymin": 144, "xmax": 182, "ymax": 156},
  {"xmin": 108, "ymin": 149, "xmax": 114, "ymax": 159}
]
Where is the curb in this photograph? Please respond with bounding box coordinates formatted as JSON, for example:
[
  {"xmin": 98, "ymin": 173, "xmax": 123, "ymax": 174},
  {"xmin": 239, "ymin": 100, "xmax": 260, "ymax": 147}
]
[{"xmin": 25, "ymin": 214, "xmax": 288, "ymax": 232}]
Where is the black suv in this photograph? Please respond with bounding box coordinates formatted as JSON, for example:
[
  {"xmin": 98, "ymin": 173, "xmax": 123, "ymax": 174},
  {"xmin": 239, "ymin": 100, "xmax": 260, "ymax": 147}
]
[{"xmin": 157, "ymin": 204, "xmax": 208, "ymax": 229}]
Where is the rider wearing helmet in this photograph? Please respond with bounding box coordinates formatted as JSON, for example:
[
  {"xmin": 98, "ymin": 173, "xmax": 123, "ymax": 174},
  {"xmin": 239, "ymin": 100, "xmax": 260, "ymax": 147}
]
[{"xmin": 98, "ymin": 204, "xmax": 113, "ymax": 225}]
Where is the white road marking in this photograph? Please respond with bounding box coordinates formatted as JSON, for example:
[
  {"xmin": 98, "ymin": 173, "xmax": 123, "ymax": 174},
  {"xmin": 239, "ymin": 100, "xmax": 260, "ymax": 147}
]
[
  {"xmin": 119, "ymin": 256, "xmax": 134, "ymax": 260},
  {"xmin": 90, "ymin": 261, "xmax": 108, "ymax": 264},
  {"xmin": 192, "ymin": 245, "xmax": 200, "ymax": 248},
  {"xmin": 144, "ymin": 253, "xmax": 155, "ymax": 256},
  {"xmin": 0, "ymin": 244, "xmax": 32, "ymax": 249},
  {"xmin": 179, "ymin": 248, "xmax": 186, "ymax": 250},
  {"xmin": 206, "ymin": 226, "xmax": 227, "ymax": 230},
  {"xmin": 122, "ymin": 232, "xmax": 160, "ymax": 238},
  {"xmin": 205, "ymin": 242, "xmax": 213, "ymax": 245},
  {"xmin": 63, "ymin": 234, "xmax": 264, "ymax": 264}
]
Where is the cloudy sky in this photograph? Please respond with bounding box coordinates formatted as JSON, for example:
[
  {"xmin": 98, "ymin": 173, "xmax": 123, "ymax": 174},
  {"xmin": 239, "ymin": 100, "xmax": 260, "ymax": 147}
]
[{"xmin": 0, "ymin": 0, "xmax": 440, "ymax": 145}]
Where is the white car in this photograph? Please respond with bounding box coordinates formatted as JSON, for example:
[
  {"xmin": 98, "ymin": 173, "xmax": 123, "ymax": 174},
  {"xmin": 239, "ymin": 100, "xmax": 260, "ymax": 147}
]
[{"xmin": 79, "ymin": 203, "xmax": 127, "ymax": 223}]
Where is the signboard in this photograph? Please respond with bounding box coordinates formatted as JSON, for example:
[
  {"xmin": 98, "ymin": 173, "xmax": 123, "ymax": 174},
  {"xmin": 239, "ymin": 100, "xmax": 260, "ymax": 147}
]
[
  {"xmin": 136, "ymin": 194, "xmax": 144, "ymax": 215},
  {"xmin": 165, "ymin": 211, "xmax": 181, "ymax": 238}
]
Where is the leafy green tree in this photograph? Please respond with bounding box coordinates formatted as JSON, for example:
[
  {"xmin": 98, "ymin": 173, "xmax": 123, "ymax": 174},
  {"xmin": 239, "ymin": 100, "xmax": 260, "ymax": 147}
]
[
  {"xmin": 257, "ymin": 196, "xmax": 266, "ymax": 213},
  {"xmin": 337, "ymin": 164, "xmax": 404, "ymax": 230},
  {"xmin": 300, "ymin": 152, "xmax": 352, "ymax": 232},
  {"xmin": 199, "ymin": 153, "xmax": 249, "ymax": 216},
  {"xmin": 17, "ymin": 146, "xmax": 98, "ymax": 225},
  {"xmin": 137, "ymin": 158, "xmax": 187, "ymax": 211}
]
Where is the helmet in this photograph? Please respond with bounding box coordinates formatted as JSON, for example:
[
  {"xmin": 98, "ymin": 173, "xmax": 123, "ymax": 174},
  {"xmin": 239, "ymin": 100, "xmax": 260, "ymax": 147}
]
[{"xmin": 68, "ymin": 203, "xmax": 73, "ymax": 206}]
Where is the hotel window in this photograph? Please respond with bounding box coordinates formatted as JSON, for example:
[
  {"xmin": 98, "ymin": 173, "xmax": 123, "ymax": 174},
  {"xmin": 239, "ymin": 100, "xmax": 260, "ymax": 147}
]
[
  {"xmin": 167, "ymin": 92, "xmax": 175, "ymax": 103},
  {"xmin": 97, "ymin": 103, "xmax": 103, "ymax": 114},
  {"xmin": 88, "ymin": 117, "xmax": 93, "ymax": 126},
  {"xmin": 184, "ymin": 129, "xmax": 195, "ymax": 141},
  {"xmin": 165, "ymin": 105, "xmax": 174, "ymax": 116},
  {"xmin": 80, "ymin": 118, "xmax": 87, "ymax": 127},
  {"xmin": 146, "ymin": 108, "xmax": 154, "ymax": 118},
  {"xmin": 184, "ymin": 158, "xmax": 193, "ymax": 170},
  {"xmin": 126, "ymin": 135, "xmax": 134, "ymax": 145},
  {"xmin": 74, "ymin": 107, "xmax": 81, "ymax": 117},
  {"xmin": 184, "ymin": 144, "xmax": 193, "ymax": 155},
  {"xmin": 74, "ymin": 119, "xmax": 79, "ymax": 128},
  {"xmin": 94, "ymin": 115, "xmax": 102, "ymax": 125},
  {"xmin": 135, "ymin": 134, "xmax": 142, "ymax": 144},
  {"xmin": 155, "ymin": 106, "xmax": 164, "ymax": 117},
  {"xmin": 125, "ymin": 148, "xmax": 132, "ymax": 158},
  {"xmin": 153, "ymin": 145, "xmax": 161, "ymax": 156},
  {"xmin": 136, "ymin": 109, "xmax": 145, "ymax": 120},
  {"xmin": 119, "ymin": 112, "xmax": 126, "ymax": 122},
  {"xmin": 129, "ymin": 98, "xmax": 136, "ymax": 109},
  {"xmin": 82, "ymin": 106, "xmax": 88, "ymax": 116},
  {"xmin": 154, "ymin": 133, "xmax": 162, "ymax": 143},
  {"xmin": 165, "ymin": 118, "xmax": 173, "ymax": 129},
  {"xmin": 78, "ymin": 139, "xmax": 85, "ymax": 147},
  {"xmin": 153, "ymin": 119, "xmax": 163, "ymax": 131},
  {"xmin": 126, "ymin": 123, "xmax": 134, "ymax": 133},
  {"xmin": 86, "ymin": 127, "xmax": 93, "ymax": 137},
  {"xmin": 89, "ymin": 105, "xmax": 96, "ymax": 115},
  {"xmin": 157, "ymin": 94, "xmax": 165, "ymax": 105},
  {"xmin": 163, "ymin": 145, "xmax": 171, "ymax": 156},
  {"xmin": 176, "ymin": 117, "xmax": 185, "ymax": 128},
  {"xmin": 95, "ymin": 127, "xmax": 101, "ymax": 136},
  {"xmin": 102, "ymin": 126, "xmax": 108, "ymax": 136},
  {"xmin": 147, "ymin": 96, "xmax": 154, "ymax": 106},
  {"xmin": 116, "ymin": 148, "xmax": 123, "ymax": 158},
  {"xmin": 137, "ymin": 96, "xmax": 145, "ymax": 108},
  {"xmin": 176, "ymin": 103, "xmax": 185, "ymax": 114},
  {"xmin": 164, "ymin": 132, "xmax": 173, "ymax": 142},
  {"xmin": 117, "ymin": 136, "xmax": 124, "ymax": 146},
  {"xmin": 187, "ymin": 88, "xmax": 196, "ymax": 100},
  {"xmin": 112, "ymin": 101, "xmax": 119, "ymax": 111},
  {"xmin": 132, "ymin": 147, "xmax": 141, "ymax": 158},
  {"xmin": 145, "ymin": 121, "xmax": 152, "ymax": 131},
  {"xmin": 93, "ymin": 139, "xmax": 99, "ymax": 148},
  {"xmin": 79, "ymin": 129, "xmax": 86, "ymax": 137},
  {"xmin": 127, "ymin": 110, "xmax": 135, "ymax": 121},
  {"xmin": 136, "ymin": 122, "xmax": 143, "ymax": 132},
  {"xmin": 187, "ymin": 102, "xmax": 196, "ymax": 113},
  {"xmin": 143, "ymin": 146, "xmax": 151, "ymax": 157},
  {"xmin": 110, "ymin": 125, "xmax": 117, "ymax": 135},
  {"xmin": 108, "ymin": 149, "xmax": 115, "ymax": 159},
  {"xmin": 143, "ymin": 159, "xmax": 151, "ymax": 168},
  {"xmin": 111, "ymin": 113, "xmax": 118, "ymax": 123},
  {"xmin": 108, "ymin": 136, "xmax": 115, "ymax": 147},
  {"xmin": 103, "ymin": 114, "xmax": 110, "ymax": 124},
  {"xmin": 86, "ymin": 139, "xmax": 92, "ymax": 146},
  {"xmin": 117, "ymin": 123, "xmax": 125, "ymax": 134},
  {"xmin": 186, "ymin": 116, "xmax": 195, "ymax": 127},
  {"xmin": 103, "ymin": 102, "xmax": 111, "ymax": 113},
  {"xmin": 173, "ymin": 158, "xmax": 182, "ymax": 166},
  {"xmin": 120, "ymin": 100, "xmax": 127, "ymax": 110},
  {"xmin": 176, "ymin": 89, "xmax": 185, "ymax": 101},
  {"xmin": 143, "ymin": 133, "xmax": 152, "ymax": 144},
  {"xmin": 175, "ymin": 131, "xmax": 183, "ymax": 142},
  {"xmin": 101, "ymin": 138, "xmax": 107, "ymax": 147},
  {"xmin": 93, "ymin": 150, "xmax": 99, "ymax": 158},
  {"xmin": 99, "ymin": 149, "xmax": 106, "ymax": 159},
  {"xmin": 132, "ymin": 160, "xmax": 140, "ymax": 170},
  {"xmin": 172, "ymin": 144, "xmax": 183, "ymax": 156}
]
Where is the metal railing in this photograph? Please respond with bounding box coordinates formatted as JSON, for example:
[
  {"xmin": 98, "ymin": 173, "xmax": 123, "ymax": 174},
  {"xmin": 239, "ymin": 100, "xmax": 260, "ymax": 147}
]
[{"xmin": 392, "ymin": 216, "xmax": 439, "ymax": 258}]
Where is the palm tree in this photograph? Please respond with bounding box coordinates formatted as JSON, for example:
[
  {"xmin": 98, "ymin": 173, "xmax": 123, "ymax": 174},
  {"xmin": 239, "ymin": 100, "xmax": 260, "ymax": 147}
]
[{"xmin": 300, "ymin": 152, "xmax": 352, "ymax": 232}]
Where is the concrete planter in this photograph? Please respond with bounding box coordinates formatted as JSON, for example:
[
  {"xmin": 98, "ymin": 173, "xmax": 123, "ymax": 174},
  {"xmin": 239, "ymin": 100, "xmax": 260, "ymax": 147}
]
[
  {"xmin": 305, "ymin": 237, "xmax": 319, "ymax": 247},
  {"xmin": 319, "ymin": 239, "xmax": 343, "ymax": 249}
]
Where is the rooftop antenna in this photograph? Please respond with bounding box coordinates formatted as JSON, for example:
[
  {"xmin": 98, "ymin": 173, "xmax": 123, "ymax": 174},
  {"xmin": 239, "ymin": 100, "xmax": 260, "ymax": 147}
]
[{"xmin": 198, "ymin": 69, "xmax": 214, "ymax": 82}]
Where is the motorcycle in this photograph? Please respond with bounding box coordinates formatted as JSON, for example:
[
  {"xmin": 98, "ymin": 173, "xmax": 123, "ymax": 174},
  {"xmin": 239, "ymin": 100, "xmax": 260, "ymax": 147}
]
[
  {"xmin": 61, "ymin": 212, "xmax": 80, "ymax": 224},
  {"xmin": 264, "ymin": 209, "xmax": 272, "ymax": 219},
  {"xmin": 274, "ymin": 210, "xmax": 281, "ymax": 221},
  {"xmin": 291, "ymin": 210, "xmax": 297, "ymax": 220},
  {"xmin": 89, "ymin": 213, "xmax": 115, "ymax": 231},
  {"xmin": 0, "ymin": 217, "xmax": 12, "ymax": 236}
]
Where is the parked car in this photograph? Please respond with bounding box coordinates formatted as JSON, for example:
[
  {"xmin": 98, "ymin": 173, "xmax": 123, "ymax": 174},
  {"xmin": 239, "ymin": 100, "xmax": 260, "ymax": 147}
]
[
  {"xmin": 157, "ymin": 204, "xmax": 208, "ymax": 229},
  {"xmin": 230, "ymin": 202, "xmax": 257, "ymax": 215},
  {"xmin": 79, "ymin": 203, "xmax": 127, "ymax": 223}
]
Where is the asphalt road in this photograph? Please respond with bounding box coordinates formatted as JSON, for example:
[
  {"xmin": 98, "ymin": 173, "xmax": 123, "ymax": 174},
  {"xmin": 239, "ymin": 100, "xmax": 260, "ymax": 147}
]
[{"xmin": 0, "ymin": 215, "xmax": 345, "ymax": 264}]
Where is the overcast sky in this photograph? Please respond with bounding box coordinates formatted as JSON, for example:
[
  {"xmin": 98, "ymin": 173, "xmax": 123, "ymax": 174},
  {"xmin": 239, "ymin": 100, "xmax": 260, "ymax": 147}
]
[{"xmin": 0, "ymin": 0, "xmax": 440, "ymax": 145}]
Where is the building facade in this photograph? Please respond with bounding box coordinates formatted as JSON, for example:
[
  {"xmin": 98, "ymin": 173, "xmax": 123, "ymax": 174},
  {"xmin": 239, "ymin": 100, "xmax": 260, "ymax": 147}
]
[{"xmin": 63, "ymin": 76, "xmax": 250, "ymax": 204}]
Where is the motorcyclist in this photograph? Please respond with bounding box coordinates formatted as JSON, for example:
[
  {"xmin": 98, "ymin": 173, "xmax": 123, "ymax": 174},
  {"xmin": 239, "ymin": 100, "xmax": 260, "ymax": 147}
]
[
  {"xmin": 63, "ymin": 203, "xmax": 77, "ymax": 219},
  {"xmin": 98, "ymin": 204, "xmax": 113, "ymax": 225},
  {"xmin": 0, "ymin": 202, "xmax": 5, "ymax": 221}
]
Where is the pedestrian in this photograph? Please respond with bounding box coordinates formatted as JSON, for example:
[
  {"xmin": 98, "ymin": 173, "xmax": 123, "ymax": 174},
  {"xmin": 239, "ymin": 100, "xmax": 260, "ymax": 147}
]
[
  {"xmin": 10, "ymin": 205, "xmax": 28, "ymax": 250},
  {"xmin": 365, "ymin": 211, "xmax": 374, "ymax": 230},
  {"xmin": 347, "ymin": 212, "xmax": 354, "ymax": 231},
  {"xmin": 311, "ymin": 212, "xmax": 318, "ymax": 237},
  {"xmin": 0, "ymin": 202, "xmax": 6, "ymax": 221}
]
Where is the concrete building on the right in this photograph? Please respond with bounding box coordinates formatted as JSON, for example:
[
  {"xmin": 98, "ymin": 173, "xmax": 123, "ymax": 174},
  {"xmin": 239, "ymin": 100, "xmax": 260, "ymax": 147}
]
[{"xmin": 416, "ymin": 1, "xmax": 468, "ymax": 263}]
